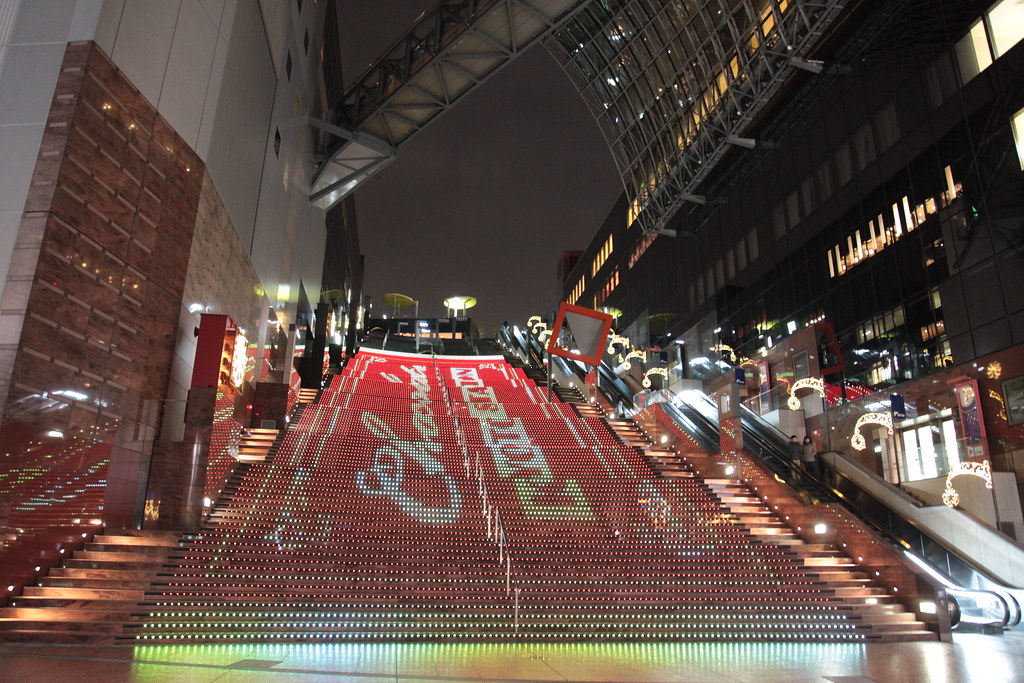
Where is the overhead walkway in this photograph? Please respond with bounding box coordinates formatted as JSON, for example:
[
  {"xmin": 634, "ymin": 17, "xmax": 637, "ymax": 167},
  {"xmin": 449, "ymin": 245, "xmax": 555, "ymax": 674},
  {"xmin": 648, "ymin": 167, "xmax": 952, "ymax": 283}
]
[
  {"xmin": 497, "ymin": 322, "xmax": 1024, "ymax": 634},
  {"xmin": 312, "ymin": 0, "xmax": 854, "ymax": 232},
  {"xmin": 311, "ymin": 0, "xmax": 588, "ymax": 211}
]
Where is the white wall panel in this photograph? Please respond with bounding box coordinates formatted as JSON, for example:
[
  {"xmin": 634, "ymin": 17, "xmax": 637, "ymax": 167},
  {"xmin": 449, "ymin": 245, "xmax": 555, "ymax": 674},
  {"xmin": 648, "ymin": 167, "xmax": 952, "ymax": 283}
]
[
  {"xmin": 158, "ymin": 0, "xmax": 217, "ymax": 147},
  {"xmin": 10, "ymin": 0, "xmax": 75, "ymax": 43},
  {"xmin": 0, "ymin": 209, "xmax": 22, "ymax": 304},
  {"xmin": 109, "ymin": 0, "xmax": 179, "ymax": 107},
  {"xmin": 195, "ymin": 24, "xmax": 227, "ymax": 159},
  {"xmin": 68, "ymin": 0, "xmax": 103, "ymax": 41},
  {"xmin": 93, "ymin": 0, "xmax": 123, "ymax": 55},
  {"xmin": 197, "ymin": 0, "xmax": 223, "ymax": 27},
  {"xmin": 203, "ymin": 0, "xmax": 274, "ymax": 249},
  {"xmin": 0, "ymin": 0, "xmax": 105, "ymax": 315},
  {"xmin": 257, "ymin": 0, "xmax": 287, "ymax": 76},
  {"xmin": 0, "ymin": 42, "xmax": 68, "ymax": 124}
]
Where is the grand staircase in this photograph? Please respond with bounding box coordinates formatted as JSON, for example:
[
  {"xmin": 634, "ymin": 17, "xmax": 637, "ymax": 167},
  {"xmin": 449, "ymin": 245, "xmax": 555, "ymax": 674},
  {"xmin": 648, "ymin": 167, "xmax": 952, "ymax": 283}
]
[{"xmin": 0, "ymin": 349, "xmax": 936, "ymax": 643}]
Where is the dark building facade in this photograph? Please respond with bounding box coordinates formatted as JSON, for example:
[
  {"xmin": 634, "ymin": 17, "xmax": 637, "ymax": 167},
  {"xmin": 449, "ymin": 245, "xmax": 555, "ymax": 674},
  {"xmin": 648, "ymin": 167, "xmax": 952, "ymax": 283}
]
[{"xmin": 558, "ymin": 0, "xmax": 1024, "ymax": 535}]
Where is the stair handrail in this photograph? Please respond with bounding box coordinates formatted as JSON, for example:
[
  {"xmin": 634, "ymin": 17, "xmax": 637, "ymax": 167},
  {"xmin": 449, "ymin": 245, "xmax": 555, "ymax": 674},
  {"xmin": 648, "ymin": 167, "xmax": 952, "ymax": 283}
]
[{"xmin": 660, "ymin": 390, "xmax": 1023, "ymax": 631}]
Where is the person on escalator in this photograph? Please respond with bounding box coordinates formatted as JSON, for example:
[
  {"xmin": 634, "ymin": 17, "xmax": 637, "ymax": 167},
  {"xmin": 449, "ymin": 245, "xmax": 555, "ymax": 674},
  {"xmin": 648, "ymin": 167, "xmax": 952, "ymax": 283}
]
[
  {"xmin": 786, "ymin": 435, "xmax": 802, "ymax": 468},
  {"xmin": 801, "ymin": 435, "xmax": 821, "ymax": 479}
]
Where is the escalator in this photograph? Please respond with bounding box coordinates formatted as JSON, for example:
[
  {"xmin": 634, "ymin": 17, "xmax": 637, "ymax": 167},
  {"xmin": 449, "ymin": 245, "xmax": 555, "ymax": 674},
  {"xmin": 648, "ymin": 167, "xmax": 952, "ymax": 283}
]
[
  {"xmin": 671, "ymin": 388, "xmax": 1024, "ymax": 633},
  {"xmin": 497, "ymin": 322, "xmax": 1024, "ymax": 633}
]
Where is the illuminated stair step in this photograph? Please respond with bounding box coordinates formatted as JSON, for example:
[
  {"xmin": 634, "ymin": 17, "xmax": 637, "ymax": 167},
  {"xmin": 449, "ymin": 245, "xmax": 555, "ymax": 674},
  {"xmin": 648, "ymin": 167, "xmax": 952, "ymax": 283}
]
[
  {"xmin": 0, "ymin": 607, "xmax": 140, "ymax": 624},
  {"xmin": 92, "ymin": 533, "xmax": 181, "ymax": 548},
  {"xmin": 21, "ymin": 586, "xmax": 146, "ymax": 601},
  {"xmin": 39, "ymin": 577, "xmax": 155, "ymax": 590},
  {"xmin": 49, "ymin": 568, "xmax": 166, "ymax": 581}
]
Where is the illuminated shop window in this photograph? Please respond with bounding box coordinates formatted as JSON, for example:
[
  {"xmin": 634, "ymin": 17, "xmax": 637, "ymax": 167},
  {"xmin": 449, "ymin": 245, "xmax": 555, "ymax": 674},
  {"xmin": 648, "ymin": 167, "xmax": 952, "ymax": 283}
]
[
  {"xmin": 828, "ymin": 167, "xmax": 960, "ymax": 278},
  {"xmin": 1012, "ymin": 107, "xmax": 1024, "ymax": 170},
  {"xmin": 628, "ymin": 233, "xmax": 655, "ymax": 269},
  {"xmin": 569, "ymin": 276, "xmax": 586, "ymax": 305},
  {"xmin": 591, "ymin": 234, "xmax": 614, "ymax": 276},
  {"xmin": 986, "ymin": 0, "xmax": 1024, "ymax": 57},
  {"xmin": 956, "ymin": 19, "xmax": 993, "ymax": 82},
  {"xmin": 597, "ymin": 268, "xmax": 619, "ymax": 305}
]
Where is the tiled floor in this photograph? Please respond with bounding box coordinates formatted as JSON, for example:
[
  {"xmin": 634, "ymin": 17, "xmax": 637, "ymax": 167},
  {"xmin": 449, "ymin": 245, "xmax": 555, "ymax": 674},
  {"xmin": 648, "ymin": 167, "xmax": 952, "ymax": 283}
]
[{"xmin": 1, "ymin": 633, "xmax": 1022, "ymax": 682}]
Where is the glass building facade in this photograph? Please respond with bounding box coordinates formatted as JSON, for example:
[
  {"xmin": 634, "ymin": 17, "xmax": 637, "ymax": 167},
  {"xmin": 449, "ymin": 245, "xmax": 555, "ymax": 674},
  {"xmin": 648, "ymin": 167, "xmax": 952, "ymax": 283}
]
[{"xmin": 558, "ymin": 0, "xmax": 1024, "ymax": 528}]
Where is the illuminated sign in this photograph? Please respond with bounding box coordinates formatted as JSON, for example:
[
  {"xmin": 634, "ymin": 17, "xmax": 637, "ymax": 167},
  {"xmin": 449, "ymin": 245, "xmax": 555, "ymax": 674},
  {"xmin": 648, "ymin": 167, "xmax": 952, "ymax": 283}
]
[
  {"xmin": 452, "ymin": 366, "xmax": 592, "ymax": 520},
  {"xmin": 942, "ymin": 460, "xmax": 992, "ymax": 508},
  {"xmin": 787, "ymin": 377, "xmax": 825, "ymax": 410},
  {"xmin": 607, "ymin": 334, "xmax": 630, "ymax": 354},
  {"xmin": 231, "ymin": 332, "xmax": 248, "ymax": 389},
  {"xmin": 355, "ymin": 363, "xmax": 460, "ymax": 524},
  {"xmin": 712, "ymin": 344, "xmax": 738, "ymax": 362},
  {"xmin": 642, "ymin": 367, "xmax": 669, "ymax": 388},
  {"xmin": 622, "ymin": 349, "xmax": 646, "ymax": 370},
  {"xmin": 850, "ymin": 412, "xmax": 894, "ymax": 451}
]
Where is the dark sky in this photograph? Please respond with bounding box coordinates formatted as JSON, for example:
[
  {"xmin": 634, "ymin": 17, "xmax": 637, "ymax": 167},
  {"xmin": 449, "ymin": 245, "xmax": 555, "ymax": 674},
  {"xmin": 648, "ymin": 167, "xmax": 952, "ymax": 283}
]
[{"xmin": 338, "ymin": 2, "xmax": 622, "ymax": 335}]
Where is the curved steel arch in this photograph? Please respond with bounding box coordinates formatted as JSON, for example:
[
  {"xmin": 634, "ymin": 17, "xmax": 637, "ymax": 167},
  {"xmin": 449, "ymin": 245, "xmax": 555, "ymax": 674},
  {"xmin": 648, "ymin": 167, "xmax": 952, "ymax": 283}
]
[
  {"xmin": 313, "ymin": 0, "xmax": 850, "ymax": 229},
  {"xmin": 547, "ymin": 0, "xmax": 850, "ymax": 235}
]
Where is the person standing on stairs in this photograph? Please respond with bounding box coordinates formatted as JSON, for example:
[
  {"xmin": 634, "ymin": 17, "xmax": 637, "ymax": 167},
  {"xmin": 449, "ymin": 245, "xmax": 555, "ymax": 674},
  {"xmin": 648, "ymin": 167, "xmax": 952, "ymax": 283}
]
[
  {"xmin": 787, "ymin": 435, "xmax": 802, "ymax": 469},
  {"xmin": 801, "ymin": 435, "xmax": 821, "ymax": 479}
]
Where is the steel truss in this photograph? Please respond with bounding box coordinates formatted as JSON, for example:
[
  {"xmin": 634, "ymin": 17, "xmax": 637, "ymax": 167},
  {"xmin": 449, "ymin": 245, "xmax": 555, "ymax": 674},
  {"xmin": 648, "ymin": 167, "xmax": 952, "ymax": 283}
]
[{"xmin": 547, "ymin": 0, "xmax": 849, "ymax": 235}]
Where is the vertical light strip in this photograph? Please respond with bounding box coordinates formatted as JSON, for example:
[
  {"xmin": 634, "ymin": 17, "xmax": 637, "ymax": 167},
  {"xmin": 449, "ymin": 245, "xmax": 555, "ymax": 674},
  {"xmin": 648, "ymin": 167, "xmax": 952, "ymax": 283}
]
[
  {"xmin": 892, "ymin": 203, "xmax": 903, "ymax": 237},
  {"xmin": 1012, "ymin": 108, "xmax": 1024, "ymax": 171},
  {"xmin": 944, "ymin": 165, "xmax": 957, "ymax": 202}
]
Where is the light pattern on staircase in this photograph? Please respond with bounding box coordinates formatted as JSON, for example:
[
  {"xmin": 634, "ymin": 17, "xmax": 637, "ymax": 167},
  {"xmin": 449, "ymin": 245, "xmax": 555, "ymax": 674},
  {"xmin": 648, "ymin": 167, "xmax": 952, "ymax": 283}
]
[{"xmin": 0, "ymin": 349, "xmax": 934, "ymax": 642}]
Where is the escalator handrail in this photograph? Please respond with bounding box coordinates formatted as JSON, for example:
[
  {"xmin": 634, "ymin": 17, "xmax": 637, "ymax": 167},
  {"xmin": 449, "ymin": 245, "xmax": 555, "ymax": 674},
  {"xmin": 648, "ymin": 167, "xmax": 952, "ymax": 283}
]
[{"xmin": 666, "ymin": 389, "xmax": 1023, "ymax": 627}]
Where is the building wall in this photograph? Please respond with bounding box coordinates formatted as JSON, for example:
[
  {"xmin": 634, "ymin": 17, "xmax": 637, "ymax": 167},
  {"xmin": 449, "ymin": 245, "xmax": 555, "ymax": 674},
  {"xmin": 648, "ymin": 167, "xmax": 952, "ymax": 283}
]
[
  {"xmin": 557, "ymin": 0, "xmax": 1024, "ymax": 518},
  {"xmin": 0, "ymin": 0, "xmax": 101, "ymax": 333},
  {"xmin": 2, "ymin": 41, "xmax": 202, "ymax": 435},
  {"xmin": 0, "ymin": 0, "xmax": 342, "ymax": 594},
  {"xmin": 94, "ymin": 0, "xmax": 327, "ymax": 329}
]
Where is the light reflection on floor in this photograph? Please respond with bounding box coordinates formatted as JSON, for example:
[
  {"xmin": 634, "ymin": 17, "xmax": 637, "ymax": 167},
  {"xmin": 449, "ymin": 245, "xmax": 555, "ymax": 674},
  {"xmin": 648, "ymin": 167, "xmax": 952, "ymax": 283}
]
[{"xmin": 1, "ymin": 633, "xmax": 1022, "ymax": 682}]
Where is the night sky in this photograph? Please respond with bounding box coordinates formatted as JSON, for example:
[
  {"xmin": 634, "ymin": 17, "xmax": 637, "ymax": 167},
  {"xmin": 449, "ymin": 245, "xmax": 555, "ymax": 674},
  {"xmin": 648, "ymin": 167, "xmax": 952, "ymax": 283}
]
[{"xmin": 338, "ymin": 2, "xmax": 622, "ymax": 335}]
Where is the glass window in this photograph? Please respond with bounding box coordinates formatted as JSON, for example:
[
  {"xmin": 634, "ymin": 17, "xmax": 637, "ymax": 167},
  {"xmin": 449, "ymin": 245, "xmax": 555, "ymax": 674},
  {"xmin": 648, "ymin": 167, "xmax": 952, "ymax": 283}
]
[
  {"xmin": 955, "ymin": 19, "xmax": 992, "ymax": 83},
  {"xmin": 816, "ymin": 160, "xmax": 833, "ymax": 201},
  {"xmin": 1012, "ymin": 107, "xmax": 1024, "ymax": 171},
  {"xmin": 786, "ymin": 190, "xmax": 801, "ymax": 230},
  {"xmin": 852, "ymin": 122, "xmax": 877, "ymax": 171},
  {"xmin": 801, "ymin": 176, "xmax": 816, "ymax": 216},
  {"xmin": 736, "ymin": 237, "xmax": 747, "ymax": 270},
  {"xmin": 747, "ymin": 228, "xmax": 759, "ymax": 261},
  {"xmin": 931, "ymin": 54, "xmax": 961, "ymax": 111},
  {"xmin": 834, "ymin": 143, "xmax": 853, "ymax": 186},
  {"xmin": 772, "ymin": 202, "xmax": 786, "ymax": 239},
  {"xmin": 987, "ymin": 0, "xmax": 1024, "ymax": 58},
  {"xmin": 874, "ymin": 101, "xmax": 900, "ymax": 152}
]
